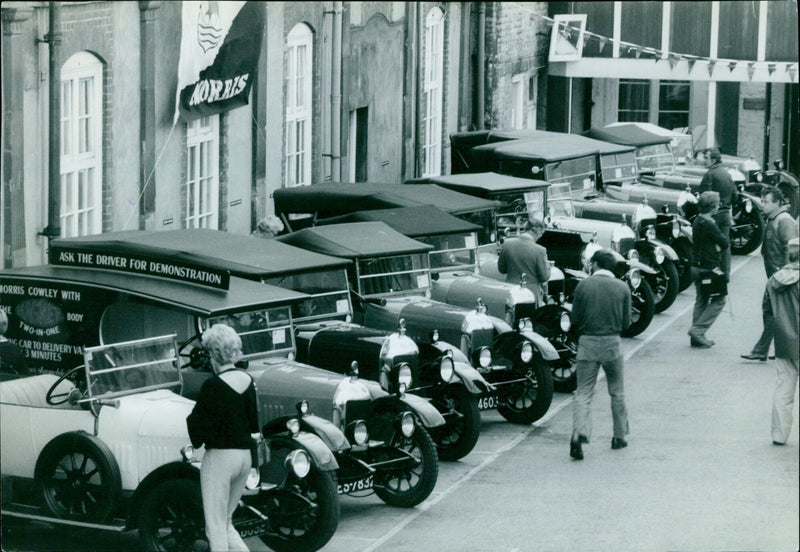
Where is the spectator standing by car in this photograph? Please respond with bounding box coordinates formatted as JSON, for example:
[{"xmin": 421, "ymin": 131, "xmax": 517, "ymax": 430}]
[
  {"xmin": 698, "ymin": 148, "xmax": 736, "ymax": 280},
  {"xmin": 498, "ymin": 218, "xmax": 551, "ymax": 303},
  {"xmin": 0, "ymin": 310, "xmax": 29, "ymax": 377},
  {"xmin": 742, "ymin": 188, "xmax": 799, "ymax": 362},
  {"xmin": 569, "ymin": 249, "xmax": 631, "ymax": 460},
  {"xmin": 689, "ymin": 191, "xmax": 729, "ymax": 349},
  {"xmin": 187, "ymin": 323, "xmax": 261, "ymax": 552},
  {"xmin": 766, "ymin": 237, "xmax": 799, "ymax": 445}
]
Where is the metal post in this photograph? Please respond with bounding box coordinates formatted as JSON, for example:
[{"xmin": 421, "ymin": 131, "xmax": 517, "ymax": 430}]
[
  {"xmin": 42, "ymin": 1, "xmax": 61, "ymax": 240},
  {"xmin": 762, "ymin": 82, "xmax": 772, "ymax": 169},
  {"xmin": 477, "ymin": 2, "xmax": 486, "ymax": 129}
]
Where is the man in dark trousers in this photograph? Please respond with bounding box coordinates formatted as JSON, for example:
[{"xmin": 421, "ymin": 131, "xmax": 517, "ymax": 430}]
[
  {"xmin": 569, "ymin": 249, "xmax": 632, "ymax": 460},
  {"xmin": 698, "ymin": 148, "xmax": 736, "ymax": 280},
  {"xmin": 497, "ymin": 217, "xmax": 551, "ymax": 304},
  {"xmin": 742, "ymin": 187, "xmax": 799, "ymax": 361}
]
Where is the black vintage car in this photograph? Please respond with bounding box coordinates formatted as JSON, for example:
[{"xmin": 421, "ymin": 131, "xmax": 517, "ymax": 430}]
[
  {"xmin": 57, "ymin": 229, "xmax": 481, "ymax": 462},
  {"xmin": 583, "ymin": 123, "xmax": 767, "ymax": 255},
  {"xmin": 277, "ymin": 221, "xmax": 558, "ymax": 425},
  {"xmin": 408, "ymin": 173, "xmax": 657, "ymax": 338},
  {"xmin": 447, "ymin": 130, "xmax": 684, "ymax": 312},
  {"xmin": 20, "ymin": 234, "xmax": 446, "ymax": 511}
]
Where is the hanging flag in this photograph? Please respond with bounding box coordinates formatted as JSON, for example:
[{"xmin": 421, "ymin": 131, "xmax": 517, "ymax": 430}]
[
  {"xmin": 668, "ymin": 54, "xmax": 679, "ymax": 70},
  {"xmin": 789, "ymin": 64, "xmax": 798, "ymax": 83},
  {"xmin": 687, "ymin": 58, "xmax": 697, "ymax": 73},
  {"xmin": 174, "ymin": 1, "xmax": 264, "ymax": 123},
  {"xmin": 728, "ymin": 60, "xmax": 737, "ymax": 72},
  {"xmin": 597, "ymin": 36, "xmax": 608, "ymax": 54},
  {"xmin": 767, "ymin": 63, "xmax": 777, "ymax": 77},
  {"xmin": 582, "ymin": 32, "xmax": 590, "ymax": 48},
  {"xmin": 746, "ymin": 62, "xmax": 756, "ymax": 81},
  {"xmin": 633, "ymin": 47, "xmax": 642, "ymax": 59},
  {"xmin": 707, "ymin": 59, "xmax": 716, "ymax": 78}
]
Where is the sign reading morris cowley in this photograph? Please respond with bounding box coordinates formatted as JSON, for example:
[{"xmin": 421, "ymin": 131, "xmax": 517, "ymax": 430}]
[{"xmin": 175, "ymin": 1, "xmax": 264, "ymax": 123}]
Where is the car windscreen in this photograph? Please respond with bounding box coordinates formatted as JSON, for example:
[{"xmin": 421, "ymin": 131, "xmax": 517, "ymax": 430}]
[
  {"xmin": 356, "ymin": 253, "xmax": 430, "ymax": 297},
  {"xmin": 416, "ymin": 232, "xmax": 478, "ymax": 272},
  {"xmin": 84, "ymin": 335, "xmax": 180, "ymax": 400},
  {"xmin": 546, "ymin": 184, "xmax": 576, "ymax": 218},
  {"xmin": 635, "ymin": 144, "xmax": 675, "ymax": 173},
  {"xmin": 262, "ymin": 268, "xmax": 352, "ymax": 321},
  {"xmin": 201, "ymin": 306, "xmax": 295, "ymax": 359},
  {"xmin": 545, "ymin": 155, "xmax": 596, "ymax": 192},
  {"xmin": 599, "ymin": 152, "xmax": 638, "ymax": 184},
  {"xmin": 457, "ymin": 209, "xmax": 498, "ymax": 246}
]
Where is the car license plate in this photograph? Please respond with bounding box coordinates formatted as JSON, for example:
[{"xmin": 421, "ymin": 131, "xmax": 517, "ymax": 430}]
[
  {"xmin": 478, "ymin": 394, "xmax": 501, "ymax": 410},
  {"xmin": 338, "ymin": 474, "xmax": 374, "ymax": 494},
  {"xmin": 236, "ymin": 518, "xmax": 270, "ymax": 539}
]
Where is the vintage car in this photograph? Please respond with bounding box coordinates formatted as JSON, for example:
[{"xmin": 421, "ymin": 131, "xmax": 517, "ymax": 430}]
[
  {"xmin": 0, "ymin": 274, "xmax": 339, "ymax": 552},
  {"xmin": 409, "ymin": 173, "xmax": 656, "ymax": 338},
  {"xmin": 3, "ymin": 242, "xmax": 445, "ymax": 514},
  {"xmin": 277, "ymin": 221, "xmax": 558, "ymax": 424},
  {"xmin": 446, "ymin": 130, "xmax": 684, "ymax": 313},
  {"xmin": 311, "ymin": 204, "xmax": 578, "ymax": 393},
  {"xmin": 583, "ymin": 124, "xmax": 767, "ymax": 255},
  {"xmin": 50, "ymin": 230, "xmax": 478, "ymax": 463}
]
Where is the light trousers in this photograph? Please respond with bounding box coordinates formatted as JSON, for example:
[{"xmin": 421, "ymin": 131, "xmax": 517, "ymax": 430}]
[
  {"xmin": 772, "ymin": 357, "xmax": 799, "ymax": 444},
  {"xmin": 201, "ymin": 448, "xmax": 252, "ymax": 552},
  {"xmin": 572, "ymin": 335, "xmax": 630, "ymax": 440}
]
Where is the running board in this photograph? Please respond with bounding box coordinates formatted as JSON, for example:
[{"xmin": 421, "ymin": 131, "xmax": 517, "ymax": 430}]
[{"xmin": 1, "ymin": 504, "xmax": 128, "ymax": 532}]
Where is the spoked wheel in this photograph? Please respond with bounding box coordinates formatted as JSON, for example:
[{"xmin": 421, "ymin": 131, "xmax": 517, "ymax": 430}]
[
  {"xmin": 730, "ymin": 207, "xmax": 765, "ymax": 255},
  {"xmin": 672, "ymin": 239, "xmax": 694, "ymax": 292},
  {"xmin": 498, "ymin": 356, "xmax": 554, "ymax": 424},
  {"xmin": 260, "ymin": 468, "xmax": 339, "ymax": 552},
  {"xmin": 551, "ymin": 334, "xmax": 577, "ymax": 393},
  {"xmin": 651, "ymin": 259, "xmax": 680, "ymax": 314},
  {"xmin": 374, "ymin": 426, "xmax": 438, "ymax": 508},
  {"xmin": 429, "ymin": 385, "xmax": 481, "ymax": 461},
  {"xmin": 35, "ymin": 432, "xmax": 121, "ymax": 523},
  {"xmin": 622, "ymin": 279, "xmax": 655, "ymax": 338},
  {"xmin": 139, "ymin": 479, "xmax": 207, "ymax": 552}
]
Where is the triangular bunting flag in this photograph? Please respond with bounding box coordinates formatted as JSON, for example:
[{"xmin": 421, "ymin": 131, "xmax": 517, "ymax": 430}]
[
  {"xmin": 633, "ymin": 47, "xmax": 642, "ymax": 59},
  {"xmin": 598, "ymin": 36, "xmax": 608, "ymax": 54},
  {"xmin": 746, "ymin": 62, "xmax": 756, "ymax": 81},
  {"xmin": 789, "ymin": 65, "xmax": 798, "ymax": 82},
  {"xmin": 668, "ymin": 54, "xmax": 679, "ymax": 70},
  {"xmin": 728, "ymin": 60, "xmax": 737, "ymax": 72},
  {"xmin": 582, "ymin": 32, "xmax": 590, "ymax": 48},
  {"xmin": 687, "ymin": 58, "xmax": 696, "ymax": 73},
  {"xmin": 707, "ymin": 59, "xmax": 716, "ymax": 78},
  {"xmin": 767, "ymin": 63, "xmax": 777, "ymax": 77}
]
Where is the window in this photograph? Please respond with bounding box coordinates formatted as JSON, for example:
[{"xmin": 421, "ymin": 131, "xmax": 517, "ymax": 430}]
[
  {"xmin": 618, "ymin": 79, "xmax": 650, "ymax": 122},
  {"xmin": 185, "ymin": 116, "xmax": 219, "ymax": 229},
  {"xmin": 422, "ymin": 8, "xmax": 444, "ymax": 177},
  {"xmin": 658, "ymin": 81, "xmax": 690, "ymax": 131},
  {"xmin": 511, "ymin": 75, "xmax": 525, "ymax": 129},
  {"xmin": 285, "ymin": 24, "xmax": 313, "ymax": 187},
  {"xmin": 60, "ymin": 52, "xmax": 103, "ymax": 237},
  {"xmin": 349, "ymin": 107, "xmax": 369, "ymax": 182}
]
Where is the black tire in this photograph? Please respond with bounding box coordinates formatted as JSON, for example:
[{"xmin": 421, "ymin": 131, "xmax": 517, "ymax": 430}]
[
  {"xmin": 35, "ymin": 432, "xmax": 121, "ymax": 523},
  {"xmin": 777, "ymin": 181, "xmax": 799, "ymax": 219},
  {"xmin": 260, "ymin": 468, "xmax": 339, "ymax": 552},
  {"xmin": 374, "ymin": 426, "xmax": 439, "ymax": 508},
  {"xmin": 622, "ymin": 278, "xmax": 655, "ymax": 338},
  {"xmin": 138, "ymin": 478, "xmax": 207, "ymax": 552},
  {"xmin": 552, "ymin": 333, "xmax": 577, "ymax": 393},
  {"xmin": 730, "ymin": 207, "xmax": 765, "ymax": 255},
  {"xmin": 672, "ymin": 239, "xmax": 694, "ymax": 292},
  {"xmin": 429, "ymin": 385, "xmax": 481, "ymax": 461},
  {"xmin": 651, "ymin": 259, "xmax": 680, "ymax": 314},
  {"xmin": 498, "ymin": 355, "xmax": 554, "ymax": 424}
]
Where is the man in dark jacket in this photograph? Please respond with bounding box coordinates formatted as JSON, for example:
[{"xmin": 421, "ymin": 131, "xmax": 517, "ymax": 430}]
[
  {"xmin": 742, "ymin": 188, "xmax": 799, "ymax": 361},
  {"xmin": 689, "ymin": 191, "xmax": 729, "ymax": 348},
  {"xmin": 699, "ymin": 148, "xmax": 736, "ymax": 279},
  {"xmin": 767, "ymin": 237, "xmax": 799, "ymax": 445},
  {"xmin": 497, "ymin": 218, "xmax": 551, "ymax": 304},
  {"xmin": 569, "ymin": 249, "xmax": 631, "ymax": 460}
]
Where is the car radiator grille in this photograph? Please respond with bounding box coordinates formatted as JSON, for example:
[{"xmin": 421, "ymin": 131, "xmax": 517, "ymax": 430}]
[{"xmin": 617, "ymin": 238, "xmax": 635, "ymax": 257}]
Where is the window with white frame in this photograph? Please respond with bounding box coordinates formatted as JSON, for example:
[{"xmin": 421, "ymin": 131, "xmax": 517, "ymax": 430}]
[
  {"xmin": 285, "ymin": 24, "xmax": 313, "ymax": 188},
  {"xmin": 422, "ymin": 7, "xmax": 444, "ymax": 177},
  {"xmin": 658, "ymin": 80, "xmax": 690, "ymax": 131},
  {"xmin": 185, "ymin": 115, "xmax": 219, "ymax": 229},
  {"xmin": 511, "ymin": 74, "xmax": 525, "ymax": 129},
  {"xmin": 60, "ymin": 52, "xmax": 103, "ymax": 237},
  {"xmin": 618, "ymin": 79, "xmax": 650, "ymax": 122}
]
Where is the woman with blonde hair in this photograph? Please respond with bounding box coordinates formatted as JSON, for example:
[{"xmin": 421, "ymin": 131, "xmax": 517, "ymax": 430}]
[{"xmin": 187, "ymin": 323, "xmax": 260, "ymax": 551}]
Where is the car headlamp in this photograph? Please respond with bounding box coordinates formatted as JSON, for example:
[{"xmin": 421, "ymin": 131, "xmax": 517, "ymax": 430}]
[
  {"xmin": 476, "ymin": 347, "xmax": 492, "ymax": 369},
  {"xmin": 440, "ymin": 356, "xmax": 455, "ymax": 382},
  {"xmin": 745, "ymin": 199, "xmax": 753, "ymax": 213},
  {"xmin": 628, "ymin": 269, "xmax": 642, "ymax": 289},
  {"xmin": 245, "ymin": 467, "xmax": 261, "ymax": 490},
  {"xmin": 671, "ymin": 220, "xmax": 680, "ymax": 239},
  {"xmin": 654, "ymin": 247, "xmax": 665, "ymax": 265},
  {"xmin": 379, "ymin": 363, "xmax": 391, "ymax": 391},
  {"xmin": 398, "ymin": 382, "xmax": 407, "ymax": 394},
  {"xmin": 347, "ymin": 420, "xmax": 369, "ymax": 446},
  {"xmin": 296, "ymin": 400, "xmax": 309, "ymax": 416},
  {"xmin": 397, "ymin": 363, "xmax": 413, "ymax": 390},
  {"xmin": 180, "ymin": 444, "xmax": 195, "ymax": 462},
  {"xmin": 520, "ymin": 341, "xmax": 534, "ymax": 364},
  {"xmin": 517, "ymin": 318, "xmax": 533, "ymax": 332},
  {"xmin": 286, "ymin": 418, "xmax": 301, "ymax": 436},
  {"xmin": 560, "ymin": 312, "xmax": 572, "ymax": 332},
  {"xmin": 400, "ymin": 411, "xmax": 415, "ymax": 437},
  {"xmin": 645, "ymin": 226, "xmax": 656, "ymax": 241},
  {"xmin": 287, "ymin": 351, "xmax": 295, "ymax": 362},
  {"xmin": 755, "ymin": 172, "xmax": 764, "ymax": 182},
  {"xmin": 627, "ymin": 249, "xmax": 640, "ymax": 262},
  {"xmin": 285, "ymin": 449, "xmax": 311, "ymax": 478}
]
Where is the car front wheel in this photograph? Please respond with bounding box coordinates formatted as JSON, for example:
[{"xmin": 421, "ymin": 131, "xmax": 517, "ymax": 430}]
[
  {"xmin": 429, "ymin": 385, "xmax": 481, "ymax": 461},
  {"xmin": 651, "ymin": 259, "xmax": 680, "ymax": 314},
  {"xmin": 498, "ymin": 355, "xmax": 554, "ymax": 424},
  {"xmin": 621, "ymin": 278, "xmax": 655, "ymax": 338},
  {"xmin": 730, "ymin": 207, "xmax": 765, "ymax": 255},
  {"xmin": 138, "ymin": 478, "xmax": 206, "ymax": 552},
  {"xmin": 374, "ymin": 426, "xmax": 439, "ymax": 508}
]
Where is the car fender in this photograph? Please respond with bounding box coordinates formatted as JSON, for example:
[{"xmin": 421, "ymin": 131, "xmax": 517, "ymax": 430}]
[
  {"xmin": 452, "ymin": 360, "xmax": 495, "ymax": 394},
  {"xmin": 740, "ymin": 191, "xmax": 764, "ymax": 212},
  {"xmin": 644, "ymin": 238, "xmax": 679, "ymax": 261},
  {"xmin": 262, "ymin": 414, "xmax": 350, "ymax": 456},
  {"xmin": 519, "ymin": 330, "xmax": 560, "ymax": 361},
  {"xmin": 128, "ymin": 460, "xmax": 199, "ymax": 529},
  {"xmin": 626, "ymin": 259, "xmax": 658, "ymax": 275},
  {"xmin": 269, "ymin": 432, "xmax": 340, "ymax": 472},
  {"xmin": 493, "ymin": 330, "xmax": 559, "ymax": 362},
  {"xmin": 378, "ymin": 393, "xmax": 445, "ymax": 428}
]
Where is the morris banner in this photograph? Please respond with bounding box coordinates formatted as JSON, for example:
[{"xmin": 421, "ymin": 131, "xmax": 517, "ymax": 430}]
[{"xmin": 174, "ymin": 1, "xmax": 264, "ymax": 123}]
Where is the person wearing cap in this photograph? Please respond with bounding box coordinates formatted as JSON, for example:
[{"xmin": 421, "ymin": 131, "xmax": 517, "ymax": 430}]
[
  {"xmin": 765, "ymin": 236, "xmax": 799, "ymax": 445},
  {"xmin": 742, "ymin": 187, "xmax": 799, "ymax": 361},
  {"xmin": 688, "ymin": 191, "xmax": 729, "ymax": 348},
  {"xmin": 498, "ymin": 217, "xmax": 551, "ymax": 304},
  {"xmin": 699, "ymin": 148, "xmax": 736, "ymax": 280}
]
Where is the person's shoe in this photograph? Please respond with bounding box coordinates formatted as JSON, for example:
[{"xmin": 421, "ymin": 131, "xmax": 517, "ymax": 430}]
[
  {"xmin": 690, "ymin": 336, "xmax": 713, "ymax": 348},
  {"xmin": 578, "ymin": 435, "xmax": 589, "ymax": 444},
  {"xmin": 772, "ymin": 440, "xmax": 785, "ymax": 446},
  {"xmin": 769, "ymin": 355, "xmax": 776, "ymax": 360},
  {"xmin": 570, "ymin": 435, "xmax": 584, "ymax": 460},
  {"xmin": 740, "ymin": 353, "xmax": 768, "ymax": 361},
  {"xmin": 611, "ymin": 437, "xmax": 628, "ymax": 450}
]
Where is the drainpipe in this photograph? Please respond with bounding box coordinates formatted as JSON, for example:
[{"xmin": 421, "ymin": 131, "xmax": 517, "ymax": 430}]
[
  {"xmin": 477, "ymin": 2, "xmax": 486, "ymax": 129},
  {"xmin": 40, "ymin": 1, "xmax": 61, "ymax": 241},
  {"xmin": 415, "ymin": 1, "xmax": 422, "ymax": 176},
  {"xmin": 331, "ymin": 1, "xmax": 342, "ymax": 182},
  {"xmin": 762, "ymin": 82, "xmax": 771, "ymax": 169}
]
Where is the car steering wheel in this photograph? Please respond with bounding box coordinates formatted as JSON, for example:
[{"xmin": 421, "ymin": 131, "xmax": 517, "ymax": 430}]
[
  {"xmin": 46, "ymin": 365, "xmax": 86, "ymax": 406},
  {"xmin": 178, "ymin": 334, "xmax": 212, "ymax": 372}
]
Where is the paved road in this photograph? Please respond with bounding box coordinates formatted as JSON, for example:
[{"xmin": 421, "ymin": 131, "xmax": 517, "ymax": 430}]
[{"xmin": 3, "ymin": 252, "xmax": 798, "ymax": 551}]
